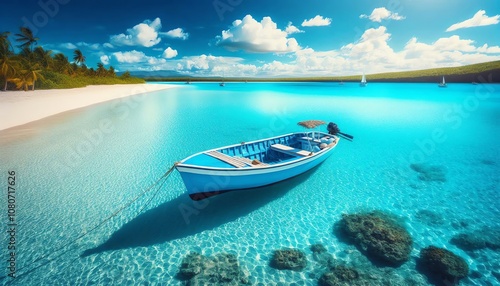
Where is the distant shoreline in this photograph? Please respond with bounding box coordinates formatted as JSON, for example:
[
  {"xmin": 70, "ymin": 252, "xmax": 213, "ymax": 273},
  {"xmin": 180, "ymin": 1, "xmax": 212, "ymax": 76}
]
[
  {"xmin": 0, "ymin": 84, "xmax": 177, "ymax": 131},
  {"xmin": 146, "ymin": 69, "xmax": 500, "ymax": 83},
  {"xmin": 144, "ymin": 61, "xmax": 500, "ymax": 83}
]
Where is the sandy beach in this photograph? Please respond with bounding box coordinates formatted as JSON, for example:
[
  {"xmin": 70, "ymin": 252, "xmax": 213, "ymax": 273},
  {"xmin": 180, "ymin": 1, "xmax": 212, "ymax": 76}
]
[{"xmin": 0, "ymin": 84, "xmax": 177, "ymax": 131}]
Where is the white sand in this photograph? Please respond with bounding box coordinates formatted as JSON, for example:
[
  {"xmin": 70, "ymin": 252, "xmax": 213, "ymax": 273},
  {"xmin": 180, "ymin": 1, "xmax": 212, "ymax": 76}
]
[{"xmin": 0, "ymin": 84, "xmax": 177, "ymax": 131}]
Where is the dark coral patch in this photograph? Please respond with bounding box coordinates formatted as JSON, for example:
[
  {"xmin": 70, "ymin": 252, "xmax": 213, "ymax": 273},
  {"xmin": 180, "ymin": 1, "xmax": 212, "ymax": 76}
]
[
  {"xmin": 410, "ymin": 163, "xmax": 447, "ymax": 182},
  {"xmin": 417, "ymin": 246, "xmax": 468, "ymax": 286},
  {"xmin": 178, "ymin": 252, "xmax": 250, "ymax": 285},
  {"xmin": 336, "ymin": 211, "xmax": 413, "ymax": 266},
  {"xmin": 319, "ymin": 265, "xmax": 362, "ymax": 286},
  {"xmin": 450, "ymin": 228, "xmax": 500, "ymax": 252},
  {"xmin": 415, "ymin": 209, "xmax": 446, "ymax": 226},
  {"xmin": 270, "ymin": 248, "xmax": 307, "ymax": 271}
]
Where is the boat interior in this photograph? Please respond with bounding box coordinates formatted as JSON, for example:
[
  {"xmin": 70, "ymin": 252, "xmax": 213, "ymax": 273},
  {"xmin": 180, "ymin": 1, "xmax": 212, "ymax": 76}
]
[{"xmin": 182, "ymin": 132, "xmax": 337, "ymax": 168}]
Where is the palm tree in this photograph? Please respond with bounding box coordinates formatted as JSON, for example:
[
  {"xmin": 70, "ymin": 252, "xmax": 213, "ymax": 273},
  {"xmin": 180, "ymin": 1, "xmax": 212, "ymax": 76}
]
[
  {"xmin": 15, "ymin": 27, "xmax": 39, "ymax": 51},
  {"xmin": 12, "ymin": 74, "xmax": 29, "ymax": 91},
  {"xmin": 1, "ymin": 32, "xmax": 16, "ymax": 90},
  {"xmin": 26, "ymin": 64, "xmax": 43, "ymax": 90},
  {"xmin": 0, "ymin": 31, "xmax": 13, "ymax": 57},
  {"xmin": 13, "ymin": 60, "xmax": 43, "ymax": 91},
  {"xmin": 120, "ymin": 71, "xmax": 131, "ymax": 79},
  {"xmin": 18, "ymin": 46, "xmax": 35, "ymax": 64},
  {"xmin": 85, "ymin": 67, "xmax": 94, "ymax": 77},
  {"xmin": 96, "ymin": 62, "xmax": 106, "ymax": 77},
  {"xmin": 73, "ymin": 49, "xmax": 85, "ymax": 65},
  {"xmin": 53, "ymin": 53, "xmax": 73, "ymax": 75},
  {"xmin": 0, "ymin": 55, "xmax": 17, "ymax": 91},
  {"xmin": 33, "ymin": 46, "xmax": 53, "ymax": 70},
  {"xmin": 108, "ymin": 66, "xmax": 116, "ymax": 77},
  {"xmin": 80, "ymin": 63, "xmax": 88, "ymax": 74},
  {"xmin": 71, "ymin": 62, "xmax": 78, "ymax": 73}
]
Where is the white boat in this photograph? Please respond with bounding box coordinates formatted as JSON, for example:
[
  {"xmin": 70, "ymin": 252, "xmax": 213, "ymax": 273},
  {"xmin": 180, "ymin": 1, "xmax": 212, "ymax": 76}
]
[
  {"xmin": 175, "ymin": 120, "xmax": 352, "ymax": 200},
  {"xmin": 360, "ymin": 73, "xmax": 367, "ymax": 87},
  {"xmin": 438, "ymin": 76, "xmax": 447, "ymax": 87},
  {"xmin": 220, "ymin": 73, "xmax": 225, "ymax": 86}
]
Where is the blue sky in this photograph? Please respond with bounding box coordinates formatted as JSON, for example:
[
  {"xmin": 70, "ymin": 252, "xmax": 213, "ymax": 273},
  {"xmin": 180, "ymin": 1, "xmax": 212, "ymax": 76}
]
[{"xmin": 1, "ymin": 0, "xmax": 499, "ymax": 77}]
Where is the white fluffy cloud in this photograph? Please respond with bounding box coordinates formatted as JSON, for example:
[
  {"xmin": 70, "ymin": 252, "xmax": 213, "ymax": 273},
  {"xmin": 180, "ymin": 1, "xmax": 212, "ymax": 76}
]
[
  {"xmin": 301, "ymin": 15, "xmax": 332, "ymax": 27},
  {"xmin": 433, "ymin": 36, "xmax": 476, "ymax": 52},
  {"xmin": 163, "ymin": 28, "xmax": 189, "ymax": 40},
  {"xmin": 110, "ymin": 18, "xmax": 162, "ymax": 47},
  {"xmin": 113, "ymin": 50, "xmax": 149, "ymax": 63},
  {"xmin": 128, "ymin": 54, "xmax": 257, "ymax": 76},
  {"xmin": 446, "ymin": 10, "xmax": 500, "ymax": 32},
  {"xmin": 341, "ymin": 26, "xmax": 397, "ymax": 68},
  {"xmin": 403, "ymin": 35, "xmax": 500, "ymax": 58},
  {"xmin": 360, "ymin": 7, "xmax": 405, "ymax": 22},
  {"xmin": 76, "ymin": 42, "xmax": 101, "ymax": 50},
  {"xmin": 216, "ymin": 15, "xmax": 300, "ymax": 53},
  {"xmin": 162, "ymin": 47, "xmax": 178, "ymax": 58},
  {"xmin": 261, "ymin": 60, "xmax": 295, "ymax": 73},
  {"xmin": 108, "ymin": 50, "xmax": 257, "ymax": 76},
  {"xmin": 179, "ymin": 55, "xmax": 236, "ymax": 71},
  {"xmin": 477, "ymin": 44, "xmax": 500, "ymax": 54},
  {"xmin": 59, "ymin": 42, "xmax": 77, "ymax": 49},
  {"xmin": 108, "ymin": 24, "xmax": 500, "ymax": 77},
  {"xmin": 100, "ymin": 55, "xmax": 110, "ymax": 65},
  {"xmin": 259, "ymin": 27, "xmax": 500, "ymax": 77},
  {"xmin": 285, "ymin": 22, "xmax": 304, "ymax": 34},
  {"xmin": 401, "ymin": 36, "xmax": 500, "ymax": 69}
]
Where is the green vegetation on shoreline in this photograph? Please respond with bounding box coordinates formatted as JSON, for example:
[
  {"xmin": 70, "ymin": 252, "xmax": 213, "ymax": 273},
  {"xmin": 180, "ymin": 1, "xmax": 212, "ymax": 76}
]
[
  {"xmin": 0, "ymin": 28, "xmax": 144, "ymax": 92},
  {"xmin": 146, "ymin": 60, "xmax": 500, "ymax": 83}
]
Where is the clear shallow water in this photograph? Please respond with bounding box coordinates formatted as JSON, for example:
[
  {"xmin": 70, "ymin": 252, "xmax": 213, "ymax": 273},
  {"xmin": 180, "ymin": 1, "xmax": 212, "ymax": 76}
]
[{"xmin": 0, "ymin": 82, "xmax": 499, "ymax": 285}]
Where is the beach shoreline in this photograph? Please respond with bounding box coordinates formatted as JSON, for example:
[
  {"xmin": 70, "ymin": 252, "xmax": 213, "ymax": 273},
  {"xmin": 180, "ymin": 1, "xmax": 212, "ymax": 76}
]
[{"xmin": 0, "ymin": 84, "xmax": 177, "ymax": 131}]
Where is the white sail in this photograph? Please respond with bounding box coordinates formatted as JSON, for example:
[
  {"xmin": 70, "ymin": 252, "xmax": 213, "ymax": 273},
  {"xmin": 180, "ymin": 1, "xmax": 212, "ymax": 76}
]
[
  {"xmin": 439, "ymin": 76, "xmax": 447, "ymax": 87},
  {"xmin": 360, "ymin": 73, "xmax": 367, "ymax": 86}
]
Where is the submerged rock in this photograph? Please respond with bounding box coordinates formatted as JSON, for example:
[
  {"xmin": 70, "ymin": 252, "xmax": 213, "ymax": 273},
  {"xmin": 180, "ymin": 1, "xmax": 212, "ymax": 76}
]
[
  {"xmin": 179, "ymin": 252, "xmax": 208, "ymax": 279},
  {"xmin": 311, "ymin": 243, "xmax": 328, "ymax": 254},
  {"xmin": 270, "ymin": 248, "xmax": 307, "ymax": 271},
  {"xmin": 319, "ymin": 263, "xmax": 427, "ymax": 286},
  {"xmin": 450, "ymin": 228, "xmax": 500, "ymax": 252},
  {"xmin": 310, "ymin": 243, "xmax": 334, "ymax": 268},
  {"xmin": 337, "ymin": 211, "xmax": 413, "ymax": 266},
  {"xmin": 410, "ymin": 163, "xmax": 447, "ymax": 182},
  {"xmin": 480, "ymin": 159, "xmax": 496, "ymax": 166},
  {"xmin": 319, "ymin": 265, "xmax": 362, "ymax": 286},
  {"xmin": 418, "ymin": 246, "xmax": 469, "ymax": 285},
  {"xmin": 178, "ymin": 252, "xmax": 250, "ymax": 285},
  {"xmin": 415, "ymin": 209, "xmax": 445, "ymax": 226}
]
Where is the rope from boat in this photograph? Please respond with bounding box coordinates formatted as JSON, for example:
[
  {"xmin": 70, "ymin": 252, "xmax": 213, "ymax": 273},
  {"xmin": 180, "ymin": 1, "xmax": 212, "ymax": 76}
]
[{"xmin": 1, "ymin": 163, "xmax": 178, "ymax": 283}]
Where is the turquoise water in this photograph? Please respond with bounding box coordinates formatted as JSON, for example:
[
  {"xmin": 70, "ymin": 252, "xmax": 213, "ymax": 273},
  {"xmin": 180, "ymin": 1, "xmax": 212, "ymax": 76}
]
[{"xmin": 0, "ymin": 82, "xmax": 499, "ymax": 285}]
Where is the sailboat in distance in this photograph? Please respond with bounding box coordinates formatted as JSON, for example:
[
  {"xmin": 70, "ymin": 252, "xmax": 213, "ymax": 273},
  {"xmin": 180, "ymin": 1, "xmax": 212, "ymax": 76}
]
[
  {"xmin": 438, "ymin": 76, "xmax": 447, "ymax": 88},
  {"xmin": 220, "ymin": 72, "xmax": 225, "ymax": 87},
  {"xmin": 360, "ymin": 73, "xmax": 367, "ymax": 87}
]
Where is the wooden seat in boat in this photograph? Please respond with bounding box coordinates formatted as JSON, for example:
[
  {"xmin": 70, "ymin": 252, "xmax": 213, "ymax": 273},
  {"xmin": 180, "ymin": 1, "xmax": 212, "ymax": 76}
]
[
  {"xmin": 206, "ymin": 151, "xmax": 246, "ymax": 168},
  {"xmin": 270, "ymin": 144, "xmax": 311, "ymax": 157}
]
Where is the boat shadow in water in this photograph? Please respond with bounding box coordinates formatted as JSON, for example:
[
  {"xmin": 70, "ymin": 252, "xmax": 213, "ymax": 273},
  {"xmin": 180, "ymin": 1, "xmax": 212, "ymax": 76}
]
[{"xmin": 81, "ymin": 166, "xmax": 320, "ymax": 257}]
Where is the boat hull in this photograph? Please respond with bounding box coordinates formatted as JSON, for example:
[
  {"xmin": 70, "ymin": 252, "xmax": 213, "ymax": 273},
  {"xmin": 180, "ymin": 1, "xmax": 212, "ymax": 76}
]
[
  {"xmin": 176, "ymin": 148, "xmax": 334, "ymax": 200},
  {"xmin": 175, "ymin": 132, "xmax": 339, "ymax": 200}
]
